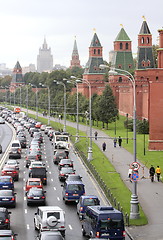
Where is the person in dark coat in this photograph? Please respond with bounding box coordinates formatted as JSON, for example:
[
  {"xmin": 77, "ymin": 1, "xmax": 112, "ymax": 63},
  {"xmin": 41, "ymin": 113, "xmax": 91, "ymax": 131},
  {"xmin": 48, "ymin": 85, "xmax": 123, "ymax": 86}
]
[
  {"xmin": 94, "ymin": 131, "xmax": 98, "ymax": 140},
  {"xmin": 102, "ymin": 142, "xmax": 106, "ymax": 151},
  {"xmin": 118, "ymin": 136, "xmax": 122, "ymax": 147},
  {"xmin": 149, "ymin": 165, "xmax": 155, "ymax": 182}
]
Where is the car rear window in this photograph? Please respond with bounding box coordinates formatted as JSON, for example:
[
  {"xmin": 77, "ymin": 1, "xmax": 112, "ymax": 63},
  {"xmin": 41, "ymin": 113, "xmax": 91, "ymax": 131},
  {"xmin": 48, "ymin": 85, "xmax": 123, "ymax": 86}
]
[
  {"xmin": 68, "ymin": 184, "xmax": 84, "ymax": 191},
  {"xmin": 0, "ymin": 191, "xmax": 13, "ymax": 196},
  {"xmin": 83, "ymin": 198, "xmax": 99, "ymax": 206},
  {"xmin": 29, "ymin": 181, "xmax": 41, "ymax": 186},
  {"xmin": 0, "ymin": 178, "xmax": 11, "ymax": 183},
  {"xmin": 12, "ymin": 143, "xmax": 20, "ymax": 147},
  {"xmin": 47, "ymin": 212, "xmax": 60, "ymax": 219}
]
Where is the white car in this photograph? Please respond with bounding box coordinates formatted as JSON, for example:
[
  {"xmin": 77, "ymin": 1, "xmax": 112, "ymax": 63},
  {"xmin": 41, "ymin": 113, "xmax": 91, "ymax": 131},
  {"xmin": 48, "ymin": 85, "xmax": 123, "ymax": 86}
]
[
  {"xmin": 0, "ymin": 117, "xmax": 5, "ymax": 124},
  {"xmin": 34, "ymin": 206, "xmax": 66, "ymax": 237},
  {"xmin": 29, "ymin": 161, "xmax": 45, "ymax": 171}
]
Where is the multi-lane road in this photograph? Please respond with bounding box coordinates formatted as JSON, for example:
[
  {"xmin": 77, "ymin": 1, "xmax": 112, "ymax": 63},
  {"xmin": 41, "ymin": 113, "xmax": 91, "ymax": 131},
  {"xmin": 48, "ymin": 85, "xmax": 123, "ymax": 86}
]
[{"xmin": 0, "ymin": 120, "xmax": 131, "ymax": 240}]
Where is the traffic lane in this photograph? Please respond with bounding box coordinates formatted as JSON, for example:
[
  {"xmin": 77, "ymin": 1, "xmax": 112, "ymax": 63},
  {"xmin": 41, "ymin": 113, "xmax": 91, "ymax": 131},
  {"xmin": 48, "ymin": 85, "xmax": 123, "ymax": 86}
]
[{"xmin": 0, "ymin": 122, "xmax": 13, "ymax": 154}]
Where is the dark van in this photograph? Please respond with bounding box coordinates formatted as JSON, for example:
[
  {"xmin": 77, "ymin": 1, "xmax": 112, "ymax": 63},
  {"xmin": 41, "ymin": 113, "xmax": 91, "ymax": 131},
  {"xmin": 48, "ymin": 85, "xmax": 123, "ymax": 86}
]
[
  {"xmin": 77, "ymin": 195, "xmax": 100, "ymax": 220},
  {"xmin": 82, "ymin": 206, "xmax": 125, "ymax": 239},
  {"xmin": 61, "ymin": 180, "xmax": 85, "ymax": 204},
  {"xmin": 29, "ymin": 167, "xmax": 47, "ymax": 185}
]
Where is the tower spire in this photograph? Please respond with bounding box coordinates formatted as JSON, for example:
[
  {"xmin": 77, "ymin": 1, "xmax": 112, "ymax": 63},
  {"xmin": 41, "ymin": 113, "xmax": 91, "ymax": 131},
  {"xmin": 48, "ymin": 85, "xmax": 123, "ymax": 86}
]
[{"xmin": 70, "ymin": 37, "xmax": 81, "ymax": 69}]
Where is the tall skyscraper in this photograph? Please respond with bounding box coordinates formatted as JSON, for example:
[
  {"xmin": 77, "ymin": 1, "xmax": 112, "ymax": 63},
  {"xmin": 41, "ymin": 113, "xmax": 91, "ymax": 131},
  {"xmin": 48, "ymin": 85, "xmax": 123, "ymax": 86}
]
[{"xmin": 37, "ymin": 38, "xmax": 53, "ymax": 73}]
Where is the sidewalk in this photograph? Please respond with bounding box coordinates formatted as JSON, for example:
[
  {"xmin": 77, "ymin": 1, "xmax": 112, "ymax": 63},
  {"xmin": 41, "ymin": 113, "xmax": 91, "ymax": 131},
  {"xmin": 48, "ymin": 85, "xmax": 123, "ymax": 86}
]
[{"xmin": 57, "ymin": 117, "xmax": 163, "ymax": 240}]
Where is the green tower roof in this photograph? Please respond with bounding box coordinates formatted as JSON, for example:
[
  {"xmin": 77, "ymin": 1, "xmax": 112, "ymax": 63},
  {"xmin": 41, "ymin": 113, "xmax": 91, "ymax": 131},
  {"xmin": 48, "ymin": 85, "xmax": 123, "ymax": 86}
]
[
  {"xmin": 90, "ymin": 33, "xmax": 102, "ymax": 47},
  {"xmin": 115, "ymin": 27, "xmax": 131, "ymax": 41}
]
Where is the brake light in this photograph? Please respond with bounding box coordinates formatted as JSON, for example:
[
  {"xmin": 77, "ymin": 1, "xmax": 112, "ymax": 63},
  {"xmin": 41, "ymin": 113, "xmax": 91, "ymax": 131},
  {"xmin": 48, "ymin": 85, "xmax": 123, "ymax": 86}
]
[
  {"xmin": 11, "ymin": 236, "xmax": 14, "ymax": 240},
  {"xmin": 65, "ymin": 193, "xmax": 68, "ymax": 196},
  {"xmin": 43, "ymin": 178, "xmax": 46, "ymax": 180},
  {"xmin": 41, "ymin": 196, "xmax": 45, "ymax": 199},
  {"xmin": 28, "ymin": 196, "xmax": 33, "ymax": 199},
  {"xmin": 5, "ymin": 219, "xmax": 9, "ymax": 223},
  {"xmin": 12, "ymin": 171, "xmax": 17, "ymax": 174},
  {"xmin": 96, "ymin": 232, "xmax": 100, "ymax": 237},
  {"xmin": 11, "ymin": 197, "xmax": 15, "ymax": 201},
  {"xmin": 123, "ymin": 231, "xmax": 126, "ymax": 237},
  {"xmin": 80, "ymin": 207, "xmax": 83, "ymax": 211},
  {"xmin": 54, "ymin": 156, "xmax": 56, "ymax": 159},
  {"xmin": 60, "ymin": 174, "xmax": 65, "ymax": 176},
  {"xmin": 60, "ymin": 226, "xmax": 65, "ymax": 228}
]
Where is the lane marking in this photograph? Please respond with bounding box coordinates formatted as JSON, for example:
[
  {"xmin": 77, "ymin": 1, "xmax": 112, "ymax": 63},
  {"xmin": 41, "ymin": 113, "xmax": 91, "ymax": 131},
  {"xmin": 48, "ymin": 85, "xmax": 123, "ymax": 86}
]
[
  {"xmin": 69, "ymin": 224, "xmax": 73, "ymax": 230},
  {"xmin": 24, "ymin": 197, "xmax": 26, "ymax": 201},
  {"xmin": 27, "ymin": 224, "xmax": 30, "ymax": 230},
  {"xmin": 57, "ymin": 197, "xmax": 60, "ymax": 201},
  {"xmin": 53, "ymin": 187, "xmax": 56, "ymax": 190},
  {"xmin": 49, "ymin": 171, "xmax": 51, "ymax": 174},
  {"xmin": 25, "ymin": 209, "xmax": 27, "ymax": 214},
  {"xmin": 51, "ymin": 178, "xmax": 53, "ymax": 182}
]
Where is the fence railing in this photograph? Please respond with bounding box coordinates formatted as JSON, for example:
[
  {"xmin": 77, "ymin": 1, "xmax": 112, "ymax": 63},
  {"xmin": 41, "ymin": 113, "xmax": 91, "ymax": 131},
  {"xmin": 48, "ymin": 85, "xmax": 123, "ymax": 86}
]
[{"xmin": 73, "ymin": 145, "xmax": 130, "ymax": 226}]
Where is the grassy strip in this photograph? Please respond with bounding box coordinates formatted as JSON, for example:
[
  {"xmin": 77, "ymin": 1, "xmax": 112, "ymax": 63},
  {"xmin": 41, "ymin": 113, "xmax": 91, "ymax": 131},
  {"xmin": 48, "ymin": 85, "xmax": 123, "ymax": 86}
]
[{"xmin": 27, "ymin": 113, "xmax": 147, "ymax": 226}]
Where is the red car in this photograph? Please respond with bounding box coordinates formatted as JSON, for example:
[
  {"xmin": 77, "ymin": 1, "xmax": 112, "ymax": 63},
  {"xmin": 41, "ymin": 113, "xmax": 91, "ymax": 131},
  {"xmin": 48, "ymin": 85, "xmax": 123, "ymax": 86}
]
[
  {"xmin": 1, "ymin": 166, "xmax": 19, "ymax": 181},
  {"xmin": 25, "ymin": 178, "xmax": 43, "ymax": 193},
  {"xmin": 35, "ymin": 122, "xmax": 42, "ymax": 128}
]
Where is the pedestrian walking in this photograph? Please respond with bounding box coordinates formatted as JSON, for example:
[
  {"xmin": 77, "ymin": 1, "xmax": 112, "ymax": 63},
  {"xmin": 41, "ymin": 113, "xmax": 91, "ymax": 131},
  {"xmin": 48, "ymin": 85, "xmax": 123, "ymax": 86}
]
[
  {"xmin": 113, "ymin": 137, "xmax": 117, "ymax": 147},
  {"xmin": 94, "ymin": 131, "xmax": 98, "ymax": 140},
  {"xmin": 118, "ymin": 136, "xmax": 122, "ymax": 147},
  {"xmin": 149, "ymin": 165, "xmax": 155, "ymax": 182},
  {"xmin": 102, "ymin": 142, "xmax": 106, "ymax": 151},
  {"xmin": 128, "ymin": 167, "xmax": 133, "ymax": 182},
  {"xmin": 156, "ymin": 166, "xmax": 161, "ymax": 182}
]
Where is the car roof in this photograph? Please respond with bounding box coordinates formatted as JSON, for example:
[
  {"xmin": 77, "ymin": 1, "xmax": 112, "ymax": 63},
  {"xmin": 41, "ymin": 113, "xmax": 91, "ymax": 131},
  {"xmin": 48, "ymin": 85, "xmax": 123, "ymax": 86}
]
[
  {"xmin": 80, "ymin": 195, "xmax": 99, "ymax": 199},
  {"xmin": 37, "ymin": 206, "xmax": 63, "ymax": 211},
  {"xmin": 65, "ymin": 180, "xmax": 84, "ymax": 184}
]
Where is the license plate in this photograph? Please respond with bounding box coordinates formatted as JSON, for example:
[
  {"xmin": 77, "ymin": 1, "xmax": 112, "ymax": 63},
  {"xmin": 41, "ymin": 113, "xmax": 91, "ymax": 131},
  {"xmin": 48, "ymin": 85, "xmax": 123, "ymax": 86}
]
[
  {"xmin": 7, "ymin": 172, "xmax": 12, "ymax": 174},
  {"xmin": 33, "ymin": 197, "xmax": 40, "ymax": 199},
  {"xmin": 2, "ymin": 186, "xmax": 8, "ymax": 188},
  {"xmin": 73, "ymin": 194, "xmax": 78, "ymax": 196},
  {"xmin": 2, "ymin": 198, "xmax": 9, "ymax": 201},
  {"xmin": 59, "ymin": 156, "xmax": 62, "ymax": 159}
]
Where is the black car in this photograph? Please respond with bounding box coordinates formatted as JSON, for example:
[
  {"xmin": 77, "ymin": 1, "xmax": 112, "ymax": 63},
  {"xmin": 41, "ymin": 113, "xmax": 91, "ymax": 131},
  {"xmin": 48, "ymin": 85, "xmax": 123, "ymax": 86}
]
[
  {"xmin": 0, "ymin": 208, "xmax": 11, "ymax": 229},
  {"xmin": 58, "ymin": 167, "xmax": 75, "ymax": 181},
  {"xmin": 27, "ymin": 187, "xmax": 46, "ymax": 206},
  {"xmin": 37, "ymin": 231, "xmax": 63, "ymax": 240},
  {"xmin": 0, "ymin": 145, "xmax": 2, "ymax": 154},
  {"xmin": 17, "ymin": 137, "xmax": 27, "ymax": 148},
  {"xmin": 67, "ymin": 174, "xmax": 82, "ymax": 181},
  {"xmin": 0, "ymin": 190, "xmax": 16, "ymax": 208},
  {"xmin": 58, "ymin": 159, "xmax": 73, "ymax": 170},
  {"xmin": 53, "ymin": 150, "xmax": 68, "ymax": 164},
  {"xmin": 8, "ymin": 148, "xmax": 21, "ymax": 159},
  {"xmin": 29, "ymin": 167, "xmax": 47, "ymax": 185},
  {"xmin": 0, "ymin": 230, "xmax": 17, "ymax": 239}
]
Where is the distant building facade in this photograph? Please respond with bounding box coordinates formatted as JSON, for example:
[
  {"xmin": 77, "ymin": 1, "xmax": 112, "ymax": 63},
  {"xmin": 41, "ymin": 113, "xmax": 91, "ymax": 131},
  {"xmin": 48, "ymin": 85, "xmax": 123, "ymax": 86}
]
[
  {"xmin": 22, "ymin": 64, "xmax": 36, "ymax": 74},
  {"xmin": 37, "ymin": 38, "xmax": 53, "ymax": 73}
]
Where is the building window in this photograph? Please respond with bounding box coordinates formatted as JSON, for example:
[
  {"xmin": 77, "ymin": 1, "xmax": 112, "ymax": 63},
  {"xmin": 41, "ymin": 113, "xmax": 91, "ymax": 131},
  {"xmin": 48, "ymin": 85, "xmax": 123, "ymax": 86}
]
[
  {"xmin": 93, "ymin": 49, "xmax": 96, "ymax": 54},
  {"xmin": 118, "ymin": 65, "xmax": 122, "ymax": 69},
  {"xmin": 98, "ymin": 49, "xmax": 100, "ymax": 55},
  {"xmin": 126, "ymin": 43, "xmax": 129, "ymax": 49},
  {"xmin": 147, "ymin": 60, "xmax": 150, "ymax": 66},
  {"xmin": 128, "ymin": 64, "xmax": 132, "ymax": 69},
  {"xmin": 120, "ymin": 43, "xmax": 123, "ymax": 49},
  {"xmin": 156, "ymin": 76, "xmax": 159, "ymax": 81},
  {"xmin": 119, "ymin": 77, "xmax": 122, "ymax": 82},
  {"xmin": 141, "ymin": 37, "xmax": 144, "ymax": 44},
  {"xmin": 141, "ymin": 60, "xmax": 145, "ymax": 67},
  {"xmin": 147, "ymin": 37, "xmax": 150, "ymax": 44}
]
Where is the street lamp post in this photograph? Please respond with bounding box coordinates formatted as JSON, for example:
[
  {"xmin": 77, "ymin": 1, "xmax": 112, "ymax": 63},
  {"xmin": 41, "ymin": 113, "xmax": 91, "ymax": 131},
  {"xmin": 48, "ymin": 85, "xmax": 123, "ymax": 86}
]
[
  {"xmin": 67, "ymin": 80, "xmax": 80, "ymax": 141},
  {"xmin": 39, "ymin": 83, "xmax": 51, "ymax": 125},
  {"xmin": 126, "ymin": 113, "xmax": 129, "ymax": 144},
  {"xmin": 100, "ymin": 64, "xmax": 139, "ymax": 219},
  {"xmin": 26, "ymin": 85, "xmax": 29, "ymax": 116},
  {"xmin": 54, "ymin": 80, "xmax": 66, "ymax": 132},
  {"xmin": 29, "ymin": 83, "xmax": 38, "ymax": 120},
  {"xmin": 71, "ymin": 76, "xmax": 92, "ymax": 161}
]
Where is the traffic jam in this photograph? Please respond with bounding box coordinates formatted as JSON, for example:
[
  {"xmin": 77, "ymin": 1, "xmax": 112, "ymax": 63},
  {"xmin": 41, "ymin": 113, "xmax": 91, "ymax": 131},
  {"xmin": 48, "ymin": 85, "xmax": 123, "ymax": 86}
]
[{"xmin": 0, "ymin": 108, "xmax": 126, "ymax": 240}]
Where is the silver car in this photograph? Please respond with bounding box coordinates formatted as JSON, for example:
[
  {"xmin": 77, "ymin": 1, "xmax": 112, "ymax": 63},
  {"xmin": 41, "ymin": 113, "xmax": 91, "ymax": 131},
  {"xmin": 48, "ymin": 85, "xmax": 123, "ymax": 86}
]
[{"xmin": 34, "ymin": 206, "xmax": 66, "ymax": 237}]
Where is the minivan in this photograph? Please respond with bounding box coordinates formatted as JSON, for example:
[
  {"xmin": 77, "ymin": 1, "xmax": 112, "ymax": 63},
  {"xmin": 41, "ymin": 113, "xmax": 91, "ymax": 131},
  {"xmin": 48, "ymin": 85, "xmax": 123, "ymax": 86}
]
[
  {"xmin": 61, "ymin": 180, "xmax": 85, "ymax": 204},
  {"xmin": 77, "ymin": 195, "xmax": 100, "ymax": 220},
  {"xmin": 11, "ymin": 140, "xmax": 21, "ymax": 153},
  {"xmin": 82, "ymin": 206, "xmax": 125, "ymax": 239}
]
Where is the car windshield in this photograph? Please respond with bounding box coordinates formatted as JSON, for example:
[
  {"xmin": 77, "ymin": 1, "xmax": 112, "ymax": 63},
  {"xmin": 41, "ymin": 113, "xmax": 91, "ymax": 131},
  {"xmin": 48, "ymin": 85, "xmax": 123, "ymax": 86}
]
[
  {"xmin": 68, "ymin": 184, "xmax": 84, "ymax": 191},
  {"xmin": 0, "ymin": 178, "xmax": 11, "ymax": 183},
  {"xmin": 0, "ymin": 191, "xmax": 13, "ymax": 196},
  {"xmin": 0, "ymin": 237, "xmax": 13, "ymax": 239},
  {"xmin": 83, "ymin": 198, "xmax": 99, "ymax": 206},
  {"xmin": 56, "ymin": 136, "xmax": 68, "ymax": 142},
  {"xmin": 61, "ymin": 168, "xmax": 74, "ymax": 174},
  {"xmin": 42, "ymin": 236, "xmax": 62, "ymax": 240},
  {"xmin": 60, "ymin": 159, "xmax": 71, "ymax": 164},
  {"xmin": 29, "ymin": 181, "xmax": 40, "ymax": 186},
  {"xmin": 99, "ymin": 219, "xmax": 123, "ymax": 230}
]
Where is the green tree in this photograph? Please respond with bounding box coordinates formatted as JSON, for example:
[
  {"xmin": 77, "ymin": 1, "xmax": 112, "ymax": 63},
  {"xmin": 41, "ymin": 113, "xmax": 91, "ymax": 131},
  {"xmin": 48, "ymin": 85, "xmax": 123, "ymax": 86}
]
[{"xmin": 98, "ymin": 84, "xmax": 118, "ymax": 129}]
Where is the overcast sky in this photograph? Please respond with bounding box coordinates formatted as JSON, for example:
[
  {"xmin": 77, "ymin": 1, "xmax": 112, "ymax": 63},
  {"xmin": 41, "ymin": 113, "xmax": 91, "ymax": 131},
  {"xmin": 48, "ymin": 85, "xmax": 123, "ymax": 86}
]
[{"xmin": 0, "ymin": 0, "xmax": 162, "ymax": 69}]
